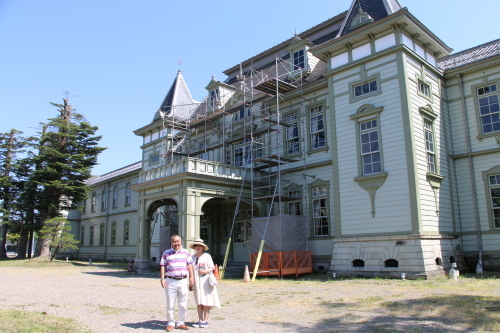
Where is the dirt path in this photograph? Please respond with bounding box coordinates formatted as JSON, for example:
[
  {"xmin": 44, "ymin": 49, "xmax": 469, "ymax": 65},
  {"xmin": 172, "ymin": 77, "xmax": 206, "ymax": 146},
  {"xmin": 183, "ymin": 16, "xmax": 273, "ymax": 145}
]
[{"xmin": 1, "ymin": 263, "xmax": 500, "ymax": 332}]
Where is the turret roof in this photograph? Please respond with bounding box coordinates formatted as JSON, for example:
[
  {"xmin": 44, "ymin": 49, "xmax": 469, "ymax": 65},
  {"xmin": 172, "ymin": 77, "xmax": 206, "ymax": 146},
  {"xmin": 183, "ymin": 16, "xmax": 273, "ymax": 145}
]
[{"xmin": 154, "ymin": 70, "xmax": 198, "ymax": 122}]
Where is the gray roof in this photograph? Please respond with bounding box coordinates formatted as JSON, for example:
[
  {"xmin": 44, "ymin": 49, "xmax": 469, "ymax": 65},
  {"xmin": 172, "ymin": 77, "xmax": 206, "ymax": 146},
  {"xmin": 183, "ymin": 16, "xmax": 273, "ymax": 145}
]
[
  {"xmin": 86, "ymin": 161, "xmax": 142, "ymax": 186},
  {"xmin": 154, "ymin": 70, "xmax": 199, "ymax": 122},
  {"xmin": 438, "ymin": 38, "xmax": 500, "ymax": 71},
  {"xmin": 337, "ymin": 0, "xmax": 402, "ymax": 37}
]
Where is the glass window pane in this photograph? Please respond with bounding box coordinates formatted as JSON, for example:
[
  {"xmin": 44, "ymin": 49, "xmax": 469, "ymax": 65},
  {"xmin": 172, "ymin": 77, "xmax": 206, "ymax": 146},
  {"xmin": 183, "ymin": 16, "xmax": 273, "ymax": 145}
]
[
  {"xmin": 362, "ymin": 83, "xmax": 370, "ymax": 94},
  {"xmin": 484, "ymin": 123, "xmax": 493, "ymax": 133},
  {"xmin": 479, "ymin": 97, "xmax": 489, "ymax": 106},
  {"xmin": 493, "ymin": 122, "xmax": 500, "ymax": 132},
  {"xmin": 364, "ymin": 164, "xmax": 372, "ymax": 175},
  {"xmin": 481, "ymin": 106, "xmax": 490, "ymax": 115},
  {"xmin": 355, "ymin": 85, "xmax": 362, "ymax": 96},
  {"xmin": 361, "ymin": 133, "xmax": 369, "ymax": 143}
]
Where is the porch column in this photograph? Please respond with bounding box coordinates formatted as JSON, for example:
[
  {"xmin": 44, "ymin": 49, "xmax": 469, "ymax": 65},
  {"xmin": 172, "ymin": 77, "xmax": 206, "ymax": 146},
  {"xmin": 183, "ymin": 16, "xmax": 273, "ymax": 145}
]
[
  {"xmin": 179, "ymin": 189, "xmax": 201, "ymax": 250},
  {"xmin": 135, "ymin": 197, "xmax": 151, "ymax": 272}
]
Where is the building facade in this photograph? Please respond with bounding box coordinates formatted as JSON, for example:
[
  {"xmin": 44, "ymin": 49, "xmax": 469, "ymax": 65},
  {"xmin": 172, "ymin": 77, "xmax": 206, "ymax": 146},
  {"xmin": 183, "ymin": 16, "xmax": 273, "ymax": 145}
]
[{"xmin": 68, "ymin": 0, "xmax": 500, "ymax": 278}]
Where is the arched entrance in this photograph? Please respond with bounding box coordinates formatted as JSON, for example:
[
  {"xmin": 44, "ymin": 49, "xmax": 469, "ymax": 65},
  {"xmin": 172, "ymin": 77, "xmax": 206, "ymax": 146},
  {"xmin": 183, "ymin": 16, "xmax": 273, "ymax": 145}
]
[
  {"xmin": 199, "ymin": 197, "xmax": 261, "ymax": 264},
  {"xmin": 147, "ymin": 198, "xmax": 179, "ymax": 261}
]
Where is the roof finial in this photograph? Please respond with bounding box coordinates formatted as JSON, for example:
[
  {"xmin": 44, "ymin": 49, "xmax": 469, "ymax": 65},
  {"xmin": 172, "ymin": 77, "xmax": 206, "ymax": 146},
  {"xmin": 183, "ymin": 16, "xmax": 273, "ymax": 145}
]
[{"xmin": 178, "ymin": 53, "xmax": 183, "ymax": 71}]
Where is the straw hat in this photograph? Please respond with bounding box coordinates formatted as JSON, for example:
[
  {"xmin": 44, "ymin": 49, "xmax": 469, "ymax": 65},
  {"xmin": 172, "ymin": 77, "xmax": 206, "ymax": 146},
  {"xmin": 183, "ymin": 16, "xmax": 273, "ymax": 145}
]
[{"xmin": 189, "ymin": 238, "xmax": 209, "ymax": 251}]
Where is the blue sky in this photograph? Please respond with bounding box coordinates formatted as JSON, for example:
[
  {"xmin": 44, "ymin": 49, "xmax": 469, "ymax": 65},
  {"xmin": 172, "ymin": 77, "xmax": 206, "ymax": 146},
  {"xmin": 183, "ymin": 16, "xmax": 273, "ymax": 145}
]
[{"xmin": 1, "ymin": 0, "xmax": 498, "ymax": 175}]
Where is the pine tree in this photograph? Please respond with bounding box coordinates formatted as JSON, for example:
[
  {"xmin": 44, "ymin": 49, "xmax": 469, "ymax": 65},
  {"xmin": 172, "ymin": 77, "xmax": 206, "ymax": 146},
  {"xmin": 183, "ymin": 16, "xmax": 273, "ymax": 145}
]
[
  {"xmin": 0, "ymin": 129, "xmax": 33, "ymax": 258},
  {"xmin": 32, "ymin": 99, "xmax": 105, "ymax": 258},
  {"xmin": 38, "ymin": 217, "xmax": 80, "ymax": 261}
]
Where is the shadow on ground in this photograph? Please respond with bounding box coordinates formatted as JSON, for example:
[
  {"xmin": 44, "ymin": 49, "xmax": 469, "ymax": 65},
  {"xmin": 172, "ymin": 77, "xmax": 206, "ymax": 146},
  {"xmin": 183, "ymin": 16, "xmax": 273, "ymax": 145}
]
[
  {"xmin": 82, "ymin": 270, "xmax": 158, "ymax": 278},
  {"xmin": 121, "ymin": 319, "xmax": 166, "ymax": 331},
  {"xmin": 260, "ymin": 294, "xmax": 500, "ymax": 332}
]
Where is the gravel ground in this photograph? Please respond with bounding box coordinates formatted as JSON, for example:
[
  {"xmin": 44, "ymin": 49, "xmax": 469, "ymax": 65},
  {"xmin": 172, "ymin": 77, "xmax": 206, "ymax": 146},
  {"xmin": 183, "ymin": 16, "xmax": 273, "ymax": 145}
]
[{"xmin": 1, "ymin": 263, "xmax": 500, "ymax": 332}]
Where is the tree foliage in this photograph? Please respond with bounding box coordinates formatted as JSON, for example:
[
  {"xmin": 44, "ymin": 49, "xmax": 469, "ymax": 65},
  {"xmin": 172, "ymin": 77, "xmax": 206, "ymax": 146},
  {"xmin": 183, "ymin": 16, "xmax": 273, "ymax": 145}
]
[
  {"xmin": 38, "ymin": 217, "xmax": 79, "ymax": 261},
  {"xmin": 0, "ymin": 99, "xmax": 105, "ymax": 259}
]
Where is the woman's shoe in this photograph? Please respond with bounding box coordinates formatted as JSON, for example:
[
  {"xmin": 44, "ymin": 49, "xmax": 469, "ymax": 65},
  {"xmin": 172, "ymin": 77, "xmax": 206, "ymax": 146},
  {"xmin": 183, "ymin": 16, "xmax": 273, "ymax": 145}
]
[
  {"xmin": 192, "ymin": 321, "xmax": 202, "ymax": 328},
  {"xmin": 199, "ymin": 322, "xmax": 208, "ymax": 328}
]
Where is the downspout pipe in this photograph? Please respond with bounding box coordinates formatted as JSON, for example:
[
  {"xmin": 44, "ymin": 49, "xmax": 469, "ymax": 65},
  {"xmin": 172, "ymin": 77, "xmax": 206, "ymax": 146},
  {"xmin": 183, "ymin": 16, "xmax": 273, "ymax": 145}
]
[{"xmin": 458, "ymin": 73, "xmax": 483, "ymax": 272}]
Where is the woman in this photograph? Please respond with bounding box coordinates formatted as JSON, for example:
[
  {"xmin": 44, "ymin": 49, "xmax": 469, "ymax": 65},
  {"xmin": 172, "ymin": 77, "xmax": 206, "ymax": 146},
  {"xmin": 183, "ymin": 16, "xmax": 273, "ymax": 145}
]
[{"xmin": 189, "ymin": 239, "xmax": 220, "ymax": 328}]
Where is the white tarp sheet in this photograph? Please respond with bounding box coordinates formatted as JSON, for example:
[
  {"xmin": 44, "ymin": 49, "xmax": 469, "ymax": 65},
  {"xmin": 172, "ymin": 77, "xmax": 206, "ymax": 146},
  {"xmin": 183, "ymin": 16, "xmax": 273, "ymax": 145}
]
[{"xmin": 251, "ymin": 215, "xmax": 308, "ymax": 253}]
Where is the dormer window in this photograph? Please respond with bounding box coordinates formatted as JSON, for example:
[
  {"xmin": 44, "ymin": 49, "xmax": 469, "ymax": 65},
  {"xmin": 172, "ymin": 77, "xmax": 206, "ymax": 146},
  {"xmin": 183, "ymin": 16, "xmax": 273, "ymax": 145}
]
[
  {"xmin": 293, "ymin": 49, "xmax": 305, "ymax": 70},
  {"xmin": 210, "ymin": 89, "xmax": 219, "ymax": 107},
  {"xmin": 350, "ymin": 11, "xmax": 373, "ymax": 30}
]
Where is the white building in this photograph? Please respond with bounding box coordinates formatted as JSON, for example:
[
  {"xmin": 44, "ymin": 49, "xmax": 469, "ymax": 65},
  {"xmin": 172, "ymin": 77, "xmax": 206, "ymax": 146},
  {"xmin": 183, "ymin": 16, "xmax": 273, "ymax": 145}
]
[{"xmin": 68, "ymin": 0, "xmax": 500, "ymax": 278}]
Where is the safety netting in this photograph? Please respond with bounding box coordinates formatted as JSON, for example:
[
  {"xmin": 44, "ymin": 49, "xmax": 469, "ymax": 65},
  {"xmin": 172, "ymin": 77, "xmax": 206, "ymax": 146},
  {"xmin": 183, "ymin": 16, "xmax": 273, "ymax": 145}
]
[{"xmin": 251, "ymin": 215, "xmax": 308, "ymax": 253}]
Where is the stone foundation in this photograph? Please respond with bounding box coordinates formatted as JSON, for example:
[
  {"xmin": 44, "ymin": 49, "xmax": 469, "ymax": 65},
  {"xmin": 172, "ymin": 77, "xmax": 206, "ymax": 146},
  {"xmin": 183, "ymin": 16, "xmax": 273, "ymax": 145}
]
[
  {"xmin": 328, "ymin": 234, "xmax": 463, "ymax": 280},
  {"xmin": 134, "ymin": 259, "xmax": 152, "ymax": 273},
  {"xmin": 464, "ymin": 254, "xmax": 500, "ymax": 272}
]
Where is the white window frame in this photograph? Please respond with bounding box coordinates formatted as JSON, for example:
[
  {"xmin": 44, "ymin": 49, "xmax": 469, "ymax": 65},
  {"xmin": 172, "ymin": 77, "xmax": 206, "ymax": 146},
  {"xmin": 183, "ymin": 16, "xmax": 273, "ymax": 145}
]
[
  {"xmin": 91, "ymin": 192, "xmax": 96, "ymax": 213},
  {"xmin": 112, "ymin": 186, "xmax": 118, "ymax": 208},
  {"xmin": 89, "ymin": 225, "xmax": 94, "ymax": 246},
  {"xmin": 359, "ymin": 119, "xmax": 381, "ymax": 175},
  {"xmin": 123, "ymin": 220, "xmax": 130, "ymax": 245},
  {"xmin": 210, "ymin": 89, "xmax": 219, "ymax": 107},
  {"xmin": 286, "ymin": 113, "xmax": 300, "ymax": 155},
  {"xmin": 312, "ymin": 185, "xmax": 328, "ymax": 236},
  {"xmin": 424, "ymin": 120, "xmax": 436, "ymax": 174},
  {"xmin": 293, "ymin": 49, "xmax": 305, "ymax": 70},
  {"xmin": 200, "ymin": 211, "xmax": 209, "ymax": 241},
  {"xmin": 483, "ymin": 170, "xmax": 500, "ymax": 231},
  {"xmin": 111, "ymin": 221, "xmax": 117, "ymax": 245},
  {"xmin": 354, "ymin": 80, "xmax": 378, "ymax": 98},
  {"xmin": 125, "ymin": 182, "xmax": 131, "ymax": 206},
  {"xmin": 80, "ymin": 225, "xmax": 85, "ymax": 245},
  {"xmin": 418, "ymin": 80, "xmax": 431, "ymax": 98},
  {"xmin": 287, "ymin": 189, "xmax": 302, "ymax": 215},
  {"xmin": 99, "ymin": 222, "xmax": 105, "ymax": 246},
  {"xmin": 350, "ymin": 105, "xmax": 385, "ymax": 177},
  {"xmin": 101, "ymin": 189, "xmax": 107, "ymax": 211},
  {"xmin": 310, "ymin": 105, "xmax": 326, "ymax": 150},
  {"xmin": 477, "ymin": 84, "xmax": 500, "ymax": 135}
]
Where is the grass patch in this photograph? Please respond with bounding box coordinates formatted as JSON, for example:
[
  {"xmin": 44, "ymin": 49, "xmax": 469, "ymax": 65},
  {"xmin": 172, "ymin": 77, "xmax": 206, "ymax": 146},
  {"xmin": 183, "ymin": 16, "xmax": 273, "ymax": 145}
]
[
  {"xmin": 0, "ymin": 257, "xmax": 128, "ymax": 270},
  {"xmin": 97, "ymin": 305, "xmax": 127, "ymax": 315},
  {"xmin": 0, "ymin": 309, "xmax": 92, "ymax": 333},
  {"xmin": 381, "ymin": 295, "xmax": 500, "ymax": 331}
]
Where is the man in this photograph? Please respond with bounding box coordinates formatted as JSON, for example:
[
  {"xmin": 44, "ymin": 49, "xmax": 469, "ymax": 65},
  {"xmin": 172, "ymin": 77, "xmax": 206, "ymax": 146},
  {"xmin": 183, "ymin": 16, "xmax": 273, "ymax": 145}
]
[{"xmin": 160, "ymin": 235, "xmax": 194, "ymax": 331}]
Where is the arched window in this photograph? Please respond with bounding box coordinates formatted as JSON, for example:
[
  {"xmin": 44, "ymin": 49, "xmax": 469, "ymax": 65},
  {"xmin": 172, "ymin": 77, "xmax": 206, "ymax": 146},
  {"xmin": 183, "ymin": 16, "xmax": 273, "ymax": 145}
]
[
  {"xmin": 353, "ymin": 259, "xmax": 365, "ymax": 267},
  {"xmin": 384, "ymin": 259, "xmax": 398, "ymax": 268}
]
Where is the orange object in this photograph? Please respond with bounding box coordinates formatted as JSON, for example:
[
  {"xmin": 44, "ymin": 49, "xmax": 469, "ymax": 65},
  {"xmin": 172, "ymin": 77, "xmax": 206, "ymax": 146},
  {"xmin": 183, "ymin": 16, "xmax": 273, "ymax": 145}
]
[
  {"xmin": 214, "ymin": 264, "xmax": 221, "ymax": 280},
  {"xmin": 243, "ymin": 265, "xmax": 251, "ymax": 282}
]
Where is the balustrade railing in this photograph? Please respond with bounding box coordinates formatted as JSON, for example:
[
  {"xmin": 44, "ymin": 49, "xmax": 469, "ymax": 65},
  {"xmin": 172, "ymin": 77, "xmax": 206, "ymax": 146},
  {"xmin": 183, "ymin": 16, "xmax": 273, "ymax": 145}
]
[{"xmin": 139, "ymin": 158, "xmax": 261, "ymax": 183}]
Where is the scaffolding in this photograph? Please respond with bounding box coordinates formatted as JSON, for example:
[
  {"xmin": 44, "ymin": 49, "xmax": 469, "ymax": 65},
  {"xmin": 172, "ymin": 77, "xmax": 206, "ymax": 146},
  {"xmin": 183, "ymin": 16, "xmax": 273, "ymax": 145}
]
[{"xmin": 157, "ymin": 55, "xmax": 313, "ymax": 273}]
